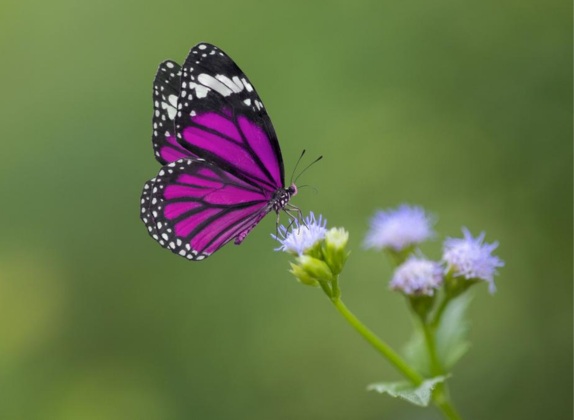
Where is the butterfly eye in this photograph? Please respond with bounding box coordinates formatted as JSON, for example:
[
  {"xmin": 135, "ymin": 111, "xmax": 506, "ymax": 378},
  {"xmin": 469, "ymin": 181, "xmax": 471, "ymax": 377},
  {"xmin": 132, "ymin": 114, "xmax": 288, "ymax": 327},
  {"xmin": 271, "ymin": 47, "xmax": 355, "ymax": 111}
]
[{"xmin": 288, "ymin": 184, "xmax": 298, "ymax": 196}]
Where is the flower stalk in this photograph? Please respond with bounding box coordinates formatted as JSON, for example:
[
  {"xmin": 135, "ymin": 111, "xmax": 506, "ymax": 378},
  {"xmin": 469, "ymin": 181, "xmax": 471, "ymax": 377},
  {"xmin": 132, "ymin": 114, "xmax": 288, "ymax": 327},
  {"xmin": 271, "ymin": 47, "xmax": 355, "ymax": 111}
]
[
  {"xmin": 273, "ymin": 207, "xmax": 503, "ymax": 420},
  {"xmin": 331, "ymin": 291, "xmax": 424, "ymax": 384}
]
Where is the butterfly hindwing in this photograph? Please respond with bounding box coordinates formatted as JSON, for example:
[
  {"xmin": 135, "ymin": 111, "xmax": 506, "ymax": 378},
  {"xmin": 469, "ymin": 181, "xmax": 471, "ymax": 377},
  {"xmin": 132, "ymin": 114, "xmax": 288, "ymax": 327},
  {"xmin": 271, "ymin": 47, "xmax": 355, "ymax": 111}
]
[
  {"xmin": 174, "ymin": 43, "xmax": 284, "ymax": 191},
  {"xmin": 140, "ymin": 157, "xmax": 274, "ymax": 260},
  {"xmin": 152, "ymin": 60, "xmax": 194, "ymax": 164}
]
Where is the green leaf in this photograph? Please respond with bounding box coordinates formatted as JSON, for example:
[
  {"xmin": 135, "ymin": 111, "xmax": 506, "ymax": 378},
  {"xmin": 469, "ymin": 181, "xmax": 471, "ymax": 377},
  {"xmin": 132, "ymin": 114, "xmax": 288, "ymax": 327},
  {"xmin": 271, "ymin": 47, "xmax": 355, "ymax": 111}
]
[
  {"xmin": 435, "ymin": 293, "xmax": 473, "ymax": 369},
  {"xmin": 367, "ymin": 376, "xmax": 447, "ymax": 407},
  {"xmin": 403, "ymin": 323, "xmax": 431, "ymax": 376},
  {"xmin": 404, "ymin": 292, "xmax": 473, "ymax": 375}
]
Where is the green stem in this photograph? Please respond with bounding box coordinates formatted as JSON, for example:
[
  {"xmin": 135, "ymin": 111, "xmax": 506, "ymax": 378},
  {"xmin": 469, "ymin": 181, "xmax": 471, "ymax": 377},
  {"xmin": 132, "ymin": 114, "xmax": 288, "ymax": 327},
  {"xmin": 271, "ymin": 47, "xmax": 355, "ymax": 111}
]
[
  {"xmin": 333, "ymin": 296, "xmax": 463, "ymax": 419},
  {"xmin": 422, "ymin": 321, "xmax": 442, "ymax": 377},
  {"xmin": 430, "ymin": 296, "xmax": 449, "ymax": 329},
  {"xmin": 331, "ymin": 275, "xmax": 341, "ymax": 299},
  {"xmin": 330, "ymin": 297, "xmax": 424, "ymax": 385},
  {"xmin": 433, "ymin": 383, "xmax": 462, "ymax": 420},
  {"xmin": 320, "ymin": 274, "xmax": 463, "ymax": 419},
  {"xmin": 318, "ymin": 280, "xmax": 333, "ymax": 298},
  {"xmin": 421, "ymin": 320, "xmax": 463, "ymax": 420}
]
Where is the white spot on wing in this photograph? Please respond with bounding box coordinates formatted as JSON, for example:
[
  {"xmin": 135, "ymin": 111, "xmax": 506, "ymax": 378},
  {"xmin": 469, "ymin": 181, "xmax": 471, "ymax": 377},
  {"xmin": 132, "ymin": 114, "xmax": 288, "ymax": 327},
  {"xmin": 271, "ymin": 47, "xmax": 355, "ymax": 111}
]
[
  {"xmin": 242, "ymin": 78, "xmax": 253, "ymax": 92},
  {"xmin": 168, "ymin": 95, "xmax": 178, "ymax": 107},
  {"xmin": 188, "ymin": 81, "xmax": 210, "ymax": 98},
  {"xmin": 198, "ymin": 73, "xmax": 233, "ymax": 96},
  {"xmin": 215, "ymin": 75, "xmax": 244, "ymax": 93},
  {"xmin": 161, "ymin": 94, "xmax": 178, "ymax": 120}
]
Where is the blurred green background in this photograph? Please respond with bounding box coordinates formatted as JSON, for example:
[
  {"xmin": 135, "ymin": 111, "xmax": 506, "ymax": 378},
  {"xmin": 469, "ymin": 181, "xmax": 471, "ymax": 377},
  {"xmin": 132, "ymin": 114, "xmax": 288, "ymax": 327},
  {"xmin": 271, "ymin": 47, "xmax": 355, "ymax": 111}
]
[{"xmin": 1, "ymin": 0, "xmax": 571, "ymax": 419}]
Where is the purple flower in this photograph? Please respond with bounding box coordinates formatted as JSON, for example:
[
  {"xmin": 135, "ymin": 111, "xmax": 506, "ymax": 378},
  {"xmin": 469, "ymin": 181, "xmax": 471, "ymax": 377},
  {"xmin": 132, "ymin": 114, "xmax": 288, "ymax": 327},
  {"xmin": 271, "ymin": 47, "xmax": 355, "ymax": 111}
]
[
  {"xmin": 443, "ymin": 228, "xmax": 504, "ymax": 293},
  {"xmin": 390, "ymin": 256, "xmax": 444, "ymax": 296},
  {"xmin": 364, "ymin": 205, "xmax": 435, "ymax": 251},
  {"xmin": 272, "ymin": 212, "xmax": 327, "ymax": 255}
]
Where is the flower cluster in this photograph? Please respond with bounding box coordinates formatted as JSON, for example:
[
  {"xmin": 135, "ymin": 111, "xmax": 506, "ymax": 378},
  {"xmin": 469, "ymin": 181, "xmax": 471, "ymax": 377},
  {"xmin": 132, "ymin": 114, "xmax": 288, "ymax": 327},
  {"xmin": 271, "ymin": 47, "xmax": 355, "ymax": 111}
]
[
  {"xmin": 364, "ymin": 205, "xmax": 503, "ymax": 297},
  {"xmin": 364, "ymin": 205, "xmax": 435, "ymax": 252},
  {"xmin": 271, "ymin": 204, "xmax": 505, "ymax": 414},
  {"xmin": 390, "ymin": 257, "xmax": 443, "ymax": 296},
  {"xmin": 272, "ymin": 212, "xmax": 327, "ymax": 255},
  {"xmin": 443, "ymin": 228, "xmax": 504, "ymax": 294},
  {"xmin": 274, "ymin": 205, "xmax": 503, "ymax": 300},
  {"xmin": 272, "ymin": 213, "xmax": 349, "ymax": 292}
]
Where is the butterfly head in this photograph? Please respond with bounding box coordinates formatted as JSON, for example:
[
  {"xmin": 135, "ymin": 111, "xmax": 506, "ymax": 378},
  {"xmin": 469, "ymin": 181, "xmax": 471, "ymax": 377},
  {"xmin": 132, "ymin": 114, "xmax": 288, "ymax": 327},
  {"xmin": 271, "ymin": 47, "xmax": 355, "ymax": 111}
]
[{"xmin": 288, "ymin": 183, "xmax": 298, "ymax": 197}]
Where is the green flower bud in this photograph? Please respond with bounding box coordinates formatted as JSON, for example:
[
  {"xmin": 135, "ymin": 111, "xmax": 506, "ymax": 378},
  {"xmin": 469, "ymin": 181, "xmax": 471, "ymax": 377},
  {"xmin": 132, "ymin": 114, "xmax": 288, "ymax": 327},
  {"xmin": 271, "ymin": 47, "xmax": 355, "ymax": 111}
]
[
  {"xmin": 304, "ymin": 238, "xmax": 325, "ymax": 260},
  {"xmin": 289, "ymin": 262, "xmax": 319, "ymax": 287},
  {"xmin": 294, "ymin": 255, "xmax": 334, "ymax": 283},
  {"xmin": 444, "ymin": 268, "xmax": 477, "ymax": 298},
  {"xmin": 408, "ymin": 294, "xmax": 436, "ymax": 322},
  {"xmin": 323, "ymin": 228, "xmax": 349, "ymax": 275}
]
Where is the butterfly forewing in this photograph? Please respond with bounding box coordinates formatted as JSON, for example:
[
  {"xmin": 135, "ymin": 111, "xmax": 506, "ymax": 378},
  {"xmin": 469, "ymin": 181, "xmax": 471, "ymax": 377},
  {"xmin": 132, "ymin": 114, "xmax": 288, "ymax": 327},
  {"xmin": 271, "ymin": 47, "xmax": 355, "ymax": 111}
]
[
  {"xmin": 174, "ymin": 43, "xmax": 284, "ymax": 190},
  {"xmin": 140, "ymin": 158, "xmax": 274, "ymax": 260},
  {"xmin": 152, "ymin": 60, "xmax": 194, "ymax": 164}
]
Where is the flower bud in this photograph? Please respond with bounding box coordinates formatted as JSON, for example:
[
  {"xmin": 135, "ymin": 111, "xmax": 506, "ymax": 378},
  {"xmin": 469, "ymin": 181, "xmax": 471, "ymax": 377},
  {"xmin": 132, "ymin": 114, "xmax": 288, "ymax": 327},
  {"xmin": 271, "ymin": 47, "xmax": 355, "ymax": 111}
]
[
  {"xmin": 408, "ymin": 294, "xmax": 436, "ymax": 322},
  {"xmin": 292, "ymin": 255, "xmax": 334, "ymax": 284},
  {"xmin": 323, "ymin": 227, "xmax": 350, "ymax": 275},
  {"xmin": 289, "ymin": 262, "xmax": 319, "ymax": 287}
]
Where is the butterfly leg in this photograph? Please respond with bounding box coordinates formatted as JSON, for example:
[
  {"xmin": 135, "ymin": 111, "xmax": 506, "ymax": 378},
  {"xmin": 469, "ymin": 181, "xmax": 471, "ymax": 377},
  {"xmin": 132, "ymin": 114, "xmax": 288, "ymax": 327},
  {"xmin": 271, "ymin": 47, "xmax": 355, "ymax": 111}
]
[
  {"xmin": 283, "ymin": 207, "xmax": 304, "ymax": 235},
  {"xmin": 286, "ymin": 215, "xmax": 298, "ymax": 232},
  {"xmin": 284, "ymin": 204, "xmax": 304, "ymax": 227},
  {"xmin": 275, "ymin": 211, "xmax": 281, "ymax": 238}
]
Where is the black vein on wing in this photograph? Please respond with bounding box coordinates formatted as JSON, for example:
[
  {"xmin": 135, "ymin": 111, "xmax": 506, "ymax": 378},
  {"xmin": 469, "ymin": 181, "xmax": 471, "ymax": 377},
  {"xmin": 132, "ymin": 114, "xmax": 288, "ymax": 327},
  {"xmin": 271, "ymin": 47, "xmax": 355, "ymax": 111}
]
[
  {"xmin": 183, "ymin": 110, "xmax": 279, "ymax": 191},
  {"xmin": 181, "ymin": 202, "xmax": 266, "ymax": 247}
]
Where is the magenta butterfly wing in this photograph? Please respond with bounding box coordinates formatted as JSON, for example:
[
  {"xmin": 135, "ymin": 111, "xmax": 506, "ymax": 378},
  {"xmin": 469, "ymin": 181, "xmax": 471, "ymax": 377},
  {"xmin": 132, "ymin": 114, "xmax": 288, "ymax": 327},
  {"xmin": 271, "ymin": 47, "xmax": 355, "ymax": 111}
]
[
  {"xmin": 151, "ymin": 60, "xmax": 193, "ymax": 164},
  {"xmin": 175, "ymin": 43, "xmax": 283, "ymax": 189},
  {"xmin": 141, "ymin": 43, "xmax": 294, "ymax": 260}
]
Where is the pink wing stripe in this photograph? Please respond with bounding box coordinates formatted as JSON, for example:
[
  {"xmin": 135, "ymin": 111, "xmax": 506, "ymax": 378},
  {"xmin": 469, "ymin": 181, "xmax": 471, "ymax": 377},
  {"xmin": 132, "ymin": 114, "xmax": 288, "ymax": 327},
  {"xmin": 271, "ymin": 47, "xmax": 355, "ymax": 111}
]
[
  {"xmin": 237, "ymin": 116, "xmax": 282, "ymax": 186},
  {"xmin": 192, "ymin": 113, "xmax": 242, "ymax": 143},
  {"xmin": 164, "ymin": 202, "xmax": 202, "ymax": 219},
  {"xmin": 204, "ymin": 187, "xmax": 268, "ymax": 205},
  {"xmin": 174, "ymin": 208, "xmax": 221, "ymax": 237},
  {"xmin": 178, "ymin": 172, "xmax": 262, "ymax": 195},
  {"xmin": 166, "ymin": 181, "xmax": 266, "ymax": 205},
  {"xmin": 208, "ymin": 211, "xmax": 267, "ymax": 251},
  {"xmin": 196, "ymin": 167, "xmax": 219, "ymax": 178},
  {"xmin": 190, "ymin": 205, "xmax": 265, "ymax": 253},
  {"xmin": 160, "ymin": 135, "xmax": 193, "ymax": 163},
  {"xmin": 177, "ymin": 174, "xmax": 224, "ymax": 189},
  {"xmin": 165, "ymin": 185, "xmax": 213, "ymax": 200},
  {"xmin": 182, "ymin": 126, "xmax": 269, "ymax": 183}
]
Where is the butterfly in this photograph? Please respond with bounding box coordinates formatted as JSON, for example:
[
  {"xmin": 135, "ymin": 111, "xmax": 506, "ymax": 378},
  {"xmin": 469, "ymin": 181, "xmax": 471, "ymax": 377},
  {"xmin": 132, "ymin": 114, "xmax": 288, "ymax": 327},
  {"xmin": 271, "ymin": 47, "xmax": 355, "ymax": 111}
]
[{"xmin": 140, "ymin": 43, "xmax": 299, "ymax": 261}]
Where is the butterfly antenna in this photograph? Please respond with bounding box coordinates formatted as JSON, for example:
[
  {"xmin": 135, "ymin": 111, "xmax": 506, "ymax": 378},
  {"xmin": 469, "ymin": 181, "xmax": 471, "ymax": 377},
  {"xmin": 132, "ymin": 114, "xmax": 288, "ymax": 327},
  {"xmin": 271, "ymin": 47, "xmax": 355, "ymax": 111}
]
[
  {"xmin": 289, "ymin": 149, "xmax": 307, "ymax": 186},
  {"xmin": 297, "ymin": 184, "xmax": 319, "ymax": 195},
  {"xmin": 293, "ymin": 155, "xmax": 323, "ymax": 185}
]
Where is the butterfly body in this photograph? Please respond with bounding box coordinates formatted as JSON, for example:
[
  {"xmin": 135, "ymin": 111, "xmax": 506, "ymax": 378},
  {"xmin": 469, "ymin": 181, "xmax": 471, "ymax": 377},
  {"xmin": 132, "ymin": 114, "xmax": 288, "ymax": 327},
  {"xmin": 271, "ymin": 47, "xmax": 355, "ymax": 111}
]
[{"xmin": 141, "ymin": 43, "xmax": 295, "ymax": 260}]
